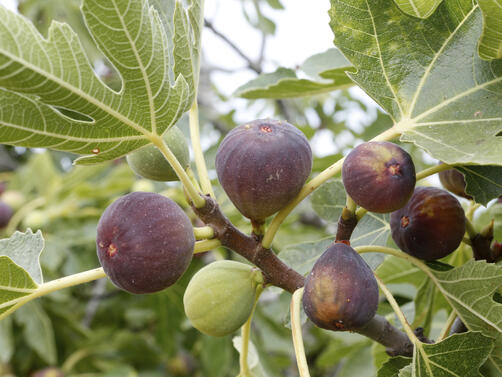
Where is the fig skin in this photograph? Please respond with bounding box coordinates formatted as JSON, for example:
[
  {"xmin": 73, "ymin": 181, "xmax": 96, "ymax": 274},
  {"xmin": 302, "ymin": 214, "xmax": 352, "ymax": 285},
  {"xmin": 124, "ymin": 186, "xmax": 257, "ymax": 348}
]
[
  {"xmin": 342, "ymin": 141, "xmax": 416, "ymax": 213},
  {"xmin": 0, "ymin": 200, "xmax": 13, "ymax": 228},
  {"xmin": 96, "ymin": 192, "xmax": 194, "ymax": 294},
  {"xmin": 390, "ymin": 186, "xmax": 466, "ymax": 261},
  {"xmin": 215, "ymin": 119, "xmax": 312, "ymax": 221},
  {"xmin": 302, "ymin": 243, "xmax": 379, "ymax": 331},
  {"xmin": 438, "ymin": 164, "xmax": 472, "ymax": 199},
  {"xmin": 126, "ymin": 126, "xmax": 189, "ymax": 182},
  {"xmin": 183, "ymin": 260, "xmax": 263, "ymax": 337}
]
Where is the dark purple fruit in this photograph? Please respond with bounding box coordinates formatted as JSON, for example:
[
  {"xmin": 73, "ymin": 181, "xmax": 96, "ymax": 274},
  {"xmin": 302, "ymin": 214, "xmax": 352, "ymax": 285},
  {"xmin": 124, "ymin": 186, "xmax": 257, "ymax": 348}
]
[
  {"xmin": 215, "ymin": 119, "xmax": 312, "ymax": 221},
  {"xmin": 390, "ymin": 187, "xmax": 466, "ymax": 261},
  {"xmin": 438, "ymin": 164, "xmax": 472, "ymax": 199},
  {"xmin": 0, "ymin": 200, "xmax": 13, "ymax": 228},
  {"xmin": 342, "ymin": 141, "xmax": 416, "ymax": 213},
  {"xmin": 96, "ymin": 192, "xmax": 194, "ymax": 294},
  {"xmin": 303, "ymin": 243, "xmax": 379, "ymax": 331}
]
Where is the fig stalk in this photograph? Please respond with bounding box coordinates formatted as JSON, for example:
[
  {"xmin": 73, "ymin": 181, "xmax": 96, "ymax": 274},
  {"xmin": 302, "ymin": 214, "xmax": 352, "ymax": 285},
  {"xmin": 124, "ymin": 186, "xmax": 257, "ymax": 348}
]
[{"xmin": 190, "ymin": 102, "xmax": 215, "ymax": 198}]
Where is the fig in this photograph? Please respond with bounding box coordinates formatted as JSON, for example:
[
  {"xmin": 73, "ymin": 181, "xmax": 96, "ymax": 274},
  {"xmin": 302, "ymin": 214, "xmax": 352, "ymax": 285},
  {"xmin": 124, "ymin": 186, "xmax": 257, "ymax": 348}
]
[
  {"xmin": 126, "ymin": 126, "xmax": 190, "ymax": 182},
  {"xmin": 0, "ymin": 200, "xmax": 13, "ymax": 228},
  {"xmin": 438, "ymin": 164, "xmax": 472, "ymax": 199},
  {"xmin": 390, "ymin": 187, "xmax": 466, "ymax": 261},
  {"xmin": 183, "ymin": 260, "xmax": 264, "ymax": 337},
  {"xmin": 96, "ymin": 191, "xmax": 194, "ymax": 294},
  {"xmin": 342, "ymin": 141, "xmax": 416, "ymax": 213},
  {"xmin": 302, "ymin": 243, "xmax": 378, "ymax": 331},
  {"xmin": 215, "ymin": 119, "xmax": 312, "ymax": 221}
]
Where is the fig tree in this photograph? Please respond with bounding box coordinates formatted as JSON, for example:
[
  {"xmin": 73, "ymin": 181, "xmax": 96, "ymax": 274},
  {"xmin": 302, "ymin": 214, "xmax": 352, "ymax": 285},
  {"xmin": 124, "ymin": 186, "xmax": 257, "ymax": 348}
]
[
  {"xmin": 183, "ymin": 260, "xmax": 264, "ymax": 337},
  {"xmin": 0, "ymin": 200, "xmax": 13, "ymax": 228},
  {"xmin": 438, "ymin": 164, "xmax": 472, "ymax": 199},
  {"xmin": 215, "ymin": 119, "xmax": 312, "ymax": 222},
  {"xmin": 342, "ymin": 141, "xmax": 416, "ymax": 213},
  {"xmin": 390, "ymin": 187, "xmax": 466, "ymax": 261},
  {"xmin": 302, "ymin": 243, "xmax": 379, "ymax": 331},
  {"xmin": 126, "ymin": 126, "xmax": 190, "ymax": 182},
  {"xmin": 96, "ymin": 191, "xmax": 194, "ymax": 294}
]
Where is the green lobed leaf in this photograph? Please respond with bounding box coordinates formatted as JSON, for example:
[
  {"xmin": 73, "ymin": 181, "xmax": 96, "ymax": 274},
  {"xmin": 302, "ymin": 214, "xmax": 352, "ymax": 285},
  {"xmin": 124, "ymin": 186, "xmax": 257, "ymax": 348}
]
[
  {"xmin": 0, "ymin": 0, "xmax": 200, "ymax": 164},
  {"xmin": 375, "ymin": 256, "xmax": 424, "ymax": 287},
  {"xmin": 14, "ymin": 301, "xmax": 57, "ymax": 364},
  {"xmin": 0, "ymin": 256, "xmax": 38, "ymax": 318},
  {"xmin": 492, "ymin": 202, "xmax": 502, "ymax": 242},
  {"xmin": 0, "ymin": 229, "xmax": 44, "ymax": 284},
  {"xmin": 376, "ymin": 356, "xmax": 411, "ymax": 377},
  {"xmin": 329, "ymin": 0, "xmax": 502, "ymax": 166},
  {"xmin": 311, "ymin": 179, "xmax": 346, "ymax": 223},
  {"xmin": 457, "ymin": 165, "xmax": 502, "ymax": 205},
  {"xmin": 430, "ymin": 260, "xmax": 502, "ymax": 335},
  {"xmin": 393, "ymin": 0, "xmax": 444, "ymax": 19},
  {"xmin": 478, "ymin": 0, "xmax": 502, "ymax": 60},
  {"xmin": 234, "ymin": 49, "xmax": 354, "ymax": 99},
  {"xmin": 430, "ymin": 260, "xmax": 502, "ymax": 371},
  {"xmin": 278, "ymin": 237, "xmax": 334, "ymax": 276},
  {"xmin": 411, "ymin": 278, "xmax": 449, "ymax": 334},
  {"xmin": 412, "ymin": 332, "xmax": 493, "ymax": 376}
]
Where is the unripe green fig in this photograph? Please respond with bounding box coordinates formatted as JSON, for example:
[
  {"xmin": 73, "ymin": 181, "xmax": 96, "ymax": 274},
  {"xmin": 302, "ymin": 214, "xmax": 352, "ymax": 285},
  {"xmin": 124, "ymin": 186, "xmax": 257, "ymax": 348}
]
[
  {"xmin": 342, "ymin": 141, "xmax": 416, "ymax": 213},
  {"xmin": 303, "ymin": 243, "xmax": 379, "ymax": 331},
  {"xmin": 438, "ymin": 163, "xmax": 472, "ymax": 199},
  {"xmin": 215, "ymin": 119, "xmax": 312, "ymax": 221},
  {"xmin": 390, "ymin": 187, "xmax": 466, "ymax": 261},
  {"xmin": 126, "ymin": 126, "xmax": 190, "ymax": 182},
  {"xmin": 183, "ymin": 260, "xmax": 264, "ymax": 337},
  {"xmin": 97, "ymin": 192, "xmax": 194, "ymax": 294}
]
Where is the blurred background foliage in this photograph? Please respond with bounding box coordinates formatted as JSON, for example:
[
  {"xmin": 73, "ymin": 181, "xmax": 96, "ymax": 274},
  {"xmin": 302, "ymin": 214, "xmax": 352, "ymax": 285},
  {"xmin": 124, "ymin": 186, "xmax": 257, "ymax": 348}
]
[{"xmin": 0, "ymin": 0, "xmax": 471, "ymax": 376}]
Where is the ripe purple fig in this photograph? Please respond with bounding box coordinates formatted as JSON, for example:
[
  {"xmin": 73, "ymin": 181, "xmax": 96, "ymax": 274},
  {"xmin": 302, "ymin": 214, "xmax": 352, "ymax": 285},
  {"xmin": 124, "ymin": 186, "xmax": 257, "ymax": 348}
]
[
  {"xmin": 215, "ymin": 119, "xmax": 312, "ymax": 222},
  {"xmin": 342, "ymin": 141, "xmax": 416, "ymax": 213},
  {"xmin": 303, "ymin": 243, "xmax": 379, "ymax": 331},
  {"xmin": 438, "ymin": 164, "xmax": 472, "ymax": 199},
  {"xmin": 96, "ymin": 192, "xmax": 194, "ymax": 294},
  {"xmin": 0, "ymin": 200, "xmax": 13, "ymax": 228},
  {"xmin": 390, "ymin": 187, "xmax": 466, "ymax": 261}
]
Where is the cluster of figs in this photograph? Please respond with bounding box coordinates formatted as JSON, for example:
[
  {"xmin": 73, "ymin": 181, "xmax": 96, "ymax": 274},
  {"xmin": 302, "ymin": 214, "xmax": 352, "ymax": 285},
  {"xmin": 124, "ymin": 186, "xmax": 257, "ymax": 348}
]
[{"xmin": 95, "ymin": 119, "xmax": 469, "ymax": 337}]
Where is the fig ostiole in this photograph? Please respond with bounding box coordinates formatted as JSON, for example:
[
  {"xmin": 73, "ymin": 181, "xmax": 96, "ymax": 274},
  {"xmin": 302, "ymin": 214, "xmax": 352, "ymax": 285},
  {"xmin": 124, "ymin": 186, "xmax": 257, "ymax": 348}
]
[
  {"xmin": 96, "ymin": 191, "xmax": 194, "ymax": 294},
  {"xmin": 302, "ymin": 243, "xmax": 379, "ymax": 332},
  {"xmin": 215, "ymin": 119, "xmax": 312, "ymax": 222},
  {"xmin": 390, "ymin": 186, "xmax": 466, "ymax": 261},
  {"xmin": 126, "ymin": 126, "xmax": 190, "ymax": 182},
  {"xmin": 183, "ymin": 260, "xmax": 264, "ymax": 337},
  {"xmin": 342, "ymin": 141, "xmax": 416, "ymax": 213}
]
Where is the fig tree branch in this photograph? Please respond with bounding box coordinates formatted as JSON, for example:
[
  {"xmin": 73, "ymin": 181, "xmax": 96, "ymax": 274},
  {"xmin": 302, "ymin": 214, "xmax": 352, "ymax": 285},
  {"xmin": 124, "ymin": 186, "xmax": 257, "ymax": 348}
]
[
  {"xmin": 204, "ymin": 19, "xmax": 262, "ymax": 73},
  {"xmin": 192, "ymin": 196, "xmax": 415, "ymax": 356},
  {"xmin": 192, "ymin": 195, "xmax": 304, "ymax": 292}
]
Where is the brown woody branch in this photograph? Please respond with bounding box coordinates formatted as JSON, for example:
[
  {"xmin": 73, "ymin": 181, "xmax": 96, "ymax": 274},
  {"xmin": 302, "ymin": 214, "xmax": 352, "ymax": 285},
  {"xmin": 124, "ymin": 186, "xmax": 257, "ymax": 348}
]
[{"xmin": 191, "ymin": 195, "xmax": 414, "ymax": 356}]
